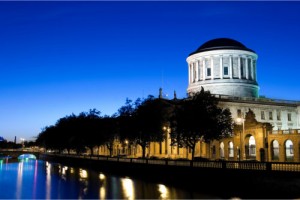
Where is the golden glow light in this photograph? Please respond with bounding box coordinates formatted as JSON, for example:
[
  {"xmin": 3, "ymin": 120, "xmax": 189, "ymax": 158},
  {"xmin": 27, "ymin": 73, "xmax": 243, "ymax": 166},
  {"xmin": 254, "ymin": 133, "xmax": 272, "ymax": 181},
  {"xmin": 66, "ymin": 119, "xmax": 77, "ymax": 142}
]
[
  {"xmin": 121, "ymin": 177, "xmax": 135, "ymax": 200},
  {"xmin": 99, "ymin": 173, "xmax": 105, "ymax": 180},
  {"xmin": 79, "ymin": 169, "xmax": 88, "ymax": 179},
  {"xmin": 158, "ymin": 184, "xmax": 169, "ymax": 199}
]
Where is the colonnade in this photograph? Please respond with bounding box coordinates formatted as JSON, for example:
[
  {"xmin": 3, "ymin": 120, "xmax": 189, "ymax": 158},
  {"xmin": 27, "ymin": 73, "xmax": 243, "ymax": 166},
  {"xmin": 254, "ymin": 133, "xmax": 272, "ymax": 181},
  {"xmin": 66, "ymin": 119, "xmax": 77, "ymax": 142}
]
[{"xmin": 188, "ymin": 55, "xmax": 257, "ymax": 84}]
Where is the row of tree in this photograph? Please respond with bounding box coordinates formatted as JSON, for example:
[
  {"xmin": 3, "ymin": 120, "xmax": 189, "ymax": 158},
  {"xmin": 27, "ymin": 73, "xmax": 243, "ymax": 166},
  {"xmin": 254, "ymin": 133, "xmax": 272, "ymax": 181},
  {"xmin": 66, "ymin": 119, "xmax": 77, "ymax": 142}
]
[{"xmin": 36, "ymin": 88, "xmax": 233, "ymax": 160}]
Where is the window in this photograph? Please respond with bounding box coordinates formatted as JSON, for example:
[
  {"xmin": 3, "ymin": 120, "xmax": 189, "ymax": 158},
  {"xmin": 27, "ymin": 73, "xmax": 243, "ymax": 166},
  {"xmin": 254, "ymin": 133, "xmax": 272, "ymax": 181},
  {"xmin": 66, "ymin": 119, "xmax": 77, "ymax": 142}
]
[
  {"xmin": 290, "ymin": 145, "xmax": 294, "ymax": 154},
  {"xmin": 223, "ymin": 65, "xmax": 229, "ymax": 76},
  {"xmin": 207, "ymin": 67, "xmax": 211, "ymax": 77},
  {"xmin": 269, "ymin": 111, "xmax": 273, "ymax": 120},
  {"xmin": 241, "ymin": 58, "xmax": 246, "ymax": 79},
  {"xmin": 288, "ymin": 113, "xmax": 292, "ymax": 121},
  {"xmin": 261, "ymin": 111, "xmax": 265, "ymax": 120},
  {"xmin": 248, "ymin": 58, "xmax": 252, "ymax": 80},
  {"xmin": 277, "ymin": 111, "xmax": 281, "ymax": 121},
  {"xmin": 237, "ymin": 109, "xmax": 242, "ymax": 118}
]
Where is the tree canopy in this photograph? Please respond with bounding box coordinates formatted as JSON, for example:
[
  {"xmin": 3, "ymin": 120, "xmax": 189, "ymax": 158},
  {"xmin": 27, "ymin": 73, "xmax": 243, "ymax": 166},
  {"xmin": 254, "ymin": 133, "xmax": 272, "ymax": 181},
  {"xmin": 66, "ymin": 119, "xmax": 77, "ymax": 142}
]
[
  {"xmin": 36, "ymin": 89, "xmax": 233, "ymax": 160},
  {"xmin": 170, "ymin": 88, "xmax": 233, "ymax": 159}
]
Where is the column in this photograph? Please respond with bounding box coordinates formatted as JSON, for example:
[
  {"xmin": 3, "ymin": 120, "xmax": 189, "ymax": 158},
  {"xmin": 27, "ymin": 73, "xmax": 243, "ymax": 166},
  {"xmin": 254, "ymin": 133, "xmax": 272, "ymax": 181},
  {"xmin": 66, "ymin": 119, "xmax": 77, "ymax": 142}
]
[
  {"xmin": 211, "ymin": 56, "xmax": 214, "ymax": 80},
  {"xmin": 245, "ymin": 57, "xmax": 249, "ymax": 79},
  {"xmin": 238, "ymin": 56, "xmax": 241, "ymax": 79},
  {"xmin": 229, "ymin": 56, "xmax": 233, "ymax": 79},
  {"xmin": 198, "ymin": 60, "xmax": 201, "ymax": 81},
  {"xmin": 195, "ymin": 60, "xmax": 199, "ymax": 81},
  {"xmin": 254, "ymin": 60, "xmax": 257, "ymax": 81},
  {"xmin": 203, "ymin": 59, "xmax": 206, "ymax": 80},
  {"xmin": 251, "ymin": 58, "xmax": 254, "ymax": 81},
  {"xmin": 191, "ymin": 63, "xmax": 194, "ymax": 82},
  {"xmin": 220, "ymin": 55, "xmax": 223, "ymax": 79},
  {"xmin": 188, "ymin": 63, "xmax": 191, "ymax": 84}
]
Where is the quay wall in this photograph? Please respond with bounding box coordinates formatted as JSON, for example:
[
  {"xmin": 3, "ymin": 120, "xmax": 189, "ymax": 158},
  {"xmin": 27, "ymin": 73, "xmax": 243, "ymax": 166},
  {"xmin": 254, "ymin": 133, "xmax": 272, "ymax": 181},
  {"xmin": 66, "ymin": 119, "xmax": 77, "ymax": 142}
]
[{"xmin": 40, "ymin": 154, "xmax": 300, "ymax": 199}]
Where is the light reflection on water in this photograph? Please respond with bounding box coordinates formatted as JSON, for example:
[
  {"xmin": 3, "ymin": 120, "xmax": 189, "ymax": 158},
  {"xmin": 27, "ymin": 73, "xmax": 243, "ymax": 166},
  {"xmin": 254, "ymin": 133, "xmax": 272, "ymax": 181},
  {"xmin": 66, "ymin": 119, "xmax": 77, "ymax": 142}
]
[{"xmin": 0, "ymin": 160, "xmax": 219, "ymax": 199}]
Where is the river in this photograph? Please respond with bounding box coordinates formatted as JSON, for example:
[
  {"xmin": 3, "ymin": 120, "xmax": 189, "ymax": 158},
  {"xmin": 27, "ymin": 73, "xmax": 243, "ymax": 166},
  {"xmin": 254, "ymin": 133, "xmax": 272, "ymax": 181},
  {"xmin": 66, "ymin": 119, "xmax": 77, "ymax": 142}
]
[{"xmin": 0, "ymin": 159, "xmax": 222, "ymax": 199}]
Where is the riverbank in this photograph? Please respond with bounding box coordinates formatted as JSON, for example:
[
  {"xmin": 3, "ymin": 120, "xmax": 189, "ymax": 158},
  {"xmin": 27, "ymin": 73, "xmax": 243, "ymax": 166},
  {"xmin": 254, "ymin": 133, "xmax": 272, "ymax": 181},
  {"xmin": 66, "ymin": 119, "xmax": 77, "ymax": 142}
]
[{"xmin": 41, "ymin": 154, "xmax": 300, "ymax": 199}]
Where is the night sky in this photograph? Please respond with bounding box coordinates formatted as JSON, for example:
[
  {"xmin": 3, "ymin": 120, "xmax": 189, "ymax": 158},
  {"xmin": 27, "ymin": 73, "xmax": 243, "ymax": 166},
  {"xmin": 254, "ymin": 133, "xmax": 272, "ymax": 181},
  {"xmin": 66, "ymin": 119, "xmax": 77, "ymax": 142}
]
[{"xmin": 0, "ymin": 1, "xmax": 300, "ymax": 142}]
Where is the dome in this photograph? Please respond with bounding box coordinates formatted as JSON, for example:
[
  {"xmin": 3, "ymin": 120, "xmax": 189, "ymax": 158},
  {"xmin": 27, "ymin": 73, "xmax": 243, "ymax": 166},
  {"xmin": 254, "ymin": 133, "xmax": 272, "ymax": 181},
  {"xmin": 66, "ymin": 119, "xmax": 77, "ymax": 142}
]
[{"xmin": 189, "ymin": 38, "xmax": 255, "ymax": 55}]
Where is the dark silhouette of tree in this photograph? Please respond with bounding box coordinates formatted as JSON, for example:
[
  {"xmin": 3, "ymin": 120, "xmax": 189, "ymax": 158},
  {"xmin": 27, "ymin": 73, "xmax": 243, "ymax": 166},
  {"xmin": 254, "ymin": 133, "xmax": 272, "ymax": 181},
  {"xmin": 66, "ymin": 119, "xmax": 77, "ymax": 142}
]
[
  {"xmin": 36, "ymin": 125, "xmax": 61, "ymax": 152},
  {"xmin": 99, "ymin": 115, "xmax": 119, "ymax": 157},
  {"xmin": 78, "ymin": 109, "xmax": 102, "ymax": 155},
  {"xmin": 128, "ymin": 95, "xmax": 173, "ymax": 158},
  {"xmin": 117, "ymin": 98, "xmax": 141, "ymax": 155},
  {"xmin": 170, "ymin": 87, "xmax": 233, "ymax": 160}
]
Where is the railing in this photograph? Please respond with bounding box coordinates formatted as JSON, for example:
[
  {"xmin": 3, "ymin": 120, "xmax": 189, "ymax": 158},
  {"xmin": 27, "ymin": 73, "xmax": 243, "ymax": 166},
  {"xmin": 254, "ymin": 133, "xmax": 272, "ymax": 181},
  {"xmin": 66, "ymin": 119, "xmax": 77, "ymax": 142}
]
[
  {"xmin": 269, "ymin": 129, "xmax": 300, "ymax": 135},
  {"xmin": 41, "ymin": 153, "xmax": 300, "ymax": 173}
]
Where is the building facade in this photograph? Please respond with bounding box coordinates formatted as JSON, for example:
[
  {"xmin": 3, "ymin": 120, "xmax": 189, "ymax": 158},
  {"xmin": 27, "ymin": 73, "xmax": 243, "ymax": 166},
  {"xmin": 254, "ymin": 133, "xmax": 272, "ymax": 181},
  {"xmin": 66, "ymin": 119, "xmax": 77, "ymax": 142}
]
[{"xmin": 95, "ymin": 38, "xmax": 300, "ymax": 162}]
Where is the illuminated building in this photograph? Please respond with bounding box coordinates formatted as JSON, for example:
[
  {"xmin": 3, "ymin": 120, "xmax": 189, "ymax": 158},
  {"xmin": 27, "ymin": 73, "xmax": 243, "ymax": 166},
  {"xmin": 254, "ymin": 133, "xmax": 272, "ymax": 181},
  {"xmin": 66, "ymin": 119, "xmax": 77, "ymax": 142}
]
[{"xmin": 96, "ymin": 38, "xmax": 300, "ymax": 162}]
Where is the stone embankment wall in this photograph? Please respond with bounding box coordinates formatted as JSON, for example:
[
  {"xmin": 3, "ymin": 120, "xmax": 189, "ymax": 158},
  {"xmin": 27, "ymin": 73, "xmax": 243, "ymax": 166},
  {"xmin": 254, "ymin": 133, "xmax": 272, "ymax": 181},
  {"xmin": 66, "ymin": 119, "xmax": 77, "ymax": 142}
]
[{"xmin": 41, "ymin": 154, "xmax": 300, "ymax": 199}]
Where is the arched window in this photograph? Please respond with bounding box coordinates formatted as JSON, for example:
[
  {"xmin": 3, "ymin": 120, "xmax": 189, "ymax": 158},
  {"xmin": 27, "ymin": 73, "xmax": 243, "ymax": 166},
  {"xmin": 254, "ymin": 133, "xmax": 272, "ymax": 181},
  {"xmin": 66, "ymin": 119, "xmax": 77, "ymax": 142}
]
[
  {"xmin": 272, "ymin": 140, "xmax": 279, "ymax": 161},
  {"xmin": 220, "ymin": 142, "xmax": 225, "ymax": 158},
  {"xmin": 285, "ymin": 140, "xmax": 294, "ymax": 161},
  {"xmin": 228, "ymin": 142, "xmax": 234, "ymax": 158},
  {"xmin": 249, "ymin": 136, "xmax": 256, "ymax": 159}
]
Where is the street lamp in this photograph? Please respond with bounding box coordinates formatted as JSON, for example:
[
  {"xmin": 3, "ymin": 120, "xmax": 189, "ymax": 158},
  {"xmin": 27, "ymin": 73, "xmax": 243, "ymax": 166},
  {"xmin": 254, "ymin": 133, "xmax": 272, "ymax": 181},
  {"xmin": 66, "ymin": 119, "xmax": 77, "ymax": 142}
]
[
  {"xmin": 236, "ymin": 117, "xmax": 245, "ymax": 161},
  {"xmin": 163, "ymin": 126, "xmax": 170, "ymax": 157}
]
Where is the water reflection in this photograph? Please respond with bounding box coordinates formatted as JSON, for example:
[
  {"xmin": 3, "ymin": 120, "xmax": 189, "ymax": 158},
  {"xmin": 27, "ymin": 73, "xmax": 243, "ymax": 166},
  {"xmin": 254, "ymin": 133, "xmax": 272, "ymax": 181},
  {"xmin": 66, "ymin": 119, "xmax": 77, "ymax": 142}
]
[
  {"xmin": 99, "ymin": 173, "xmax": 106, "ymax": 200},
  {"xmin": 0, "ymin": 160, "xmax": 220, "ymax": 199},
  {"xmin": 16, "ymin": 161, "xmax": 23, "ymax": 199},
  {"xmin": 158, "ymin": 184, "xmax": 169, "ymax": 199},
  {"xmin": 121, "ymin": 177, "xmax": 135, "ymax": 200},
  {"xmin": 32, "ymin": 160, "xmax": 38, "ymax": 199},
  {"xmin": 46, "ymin": 161, "xmax": 51, "ymax": 199}
]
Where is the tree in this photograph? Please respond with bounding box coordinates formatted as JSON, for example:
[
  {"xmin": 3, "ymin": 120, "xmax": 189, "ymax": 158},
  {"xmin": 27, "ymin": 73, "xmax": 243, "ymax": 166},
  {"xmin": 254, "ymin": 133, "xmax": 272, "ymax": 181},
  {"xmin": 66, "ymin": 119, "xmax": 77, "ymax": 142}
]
[
  {"xmin": 117, "ymin": 98, "xmax": 141, "ymax": 156},
  {"xmin": 170, "ymin": 87, "xmax": 233, "ymax": 160},
  {"xmin": 100, "ymin": 116, "xmax": 119, "ymax": 157},
  {"xmin": 129, "ymin": 95, "xmax": 173, "ymax": 158}
]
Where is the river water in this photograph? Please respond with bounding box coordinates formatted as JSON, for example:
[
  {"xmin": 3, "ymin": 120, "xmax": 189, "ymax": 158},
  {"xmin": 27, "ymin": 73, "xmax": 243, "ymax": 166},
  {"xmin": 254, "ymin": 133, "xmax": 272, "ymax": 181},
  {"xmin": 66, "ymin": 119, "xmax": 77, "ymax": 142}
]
[{"xmin": 0, "ymin": 159, "xmax": 221, "ymax": 199}]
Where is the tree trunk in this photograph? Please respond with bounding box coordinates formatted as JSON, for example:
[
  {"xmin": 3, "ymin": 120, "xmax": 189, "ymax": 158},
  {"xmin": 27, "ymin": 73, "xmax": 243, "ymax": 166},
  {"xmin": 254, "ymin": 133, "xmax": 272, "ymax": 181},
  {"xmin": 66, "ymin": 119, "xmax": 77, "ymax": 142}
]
[
  {"xmin": 89, "ymin": 146, "xmax": 93, "ymax": 156},
  {"xmin": 191, "ymin": 143, "xmax": 196, "ymax": 160},
  {"xmin": 142, "ymin": 145, "xmax": 146, "ymax": 158}
]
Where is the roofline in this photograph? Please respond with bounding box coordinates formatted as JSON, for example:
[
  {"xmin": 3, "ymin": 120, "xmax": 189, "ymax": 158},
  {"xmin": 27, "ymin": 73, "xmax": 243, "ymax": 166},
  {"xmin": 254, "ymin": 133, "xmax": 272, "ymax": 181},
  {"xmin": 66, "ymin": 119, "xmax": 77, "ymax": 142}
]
[{"xmin": 189, "ymin": 46, "xmax": 256, "ymax": 56}]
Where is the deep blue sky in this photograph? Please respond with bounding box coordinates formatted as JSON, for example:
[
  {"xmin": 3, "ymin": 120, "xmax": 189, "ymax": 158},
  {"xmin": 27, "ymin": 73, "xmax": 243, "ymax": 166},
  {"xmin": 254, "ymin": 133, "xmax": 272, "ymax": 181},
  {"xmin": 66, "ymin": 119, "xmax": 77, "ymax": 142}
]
[{"xmin": 0, "ymin": 1, "xmax": 300, "ymax": 142}]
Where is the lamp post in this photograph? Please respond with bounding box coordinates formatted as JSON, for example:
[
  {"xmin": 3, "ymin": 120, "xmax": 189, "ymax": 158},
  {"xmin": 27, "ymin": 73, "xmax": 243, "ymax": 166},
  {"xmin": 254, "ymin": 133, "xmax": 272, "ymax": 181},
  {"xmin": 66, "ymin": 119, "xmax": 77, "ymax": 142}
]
[
  {"xmin": 125, "ymin": 139, "xmax": 129, "ymax": 156},
  {"xmin": 236, "ymin": 117, "xmax": 245, "ymax": 161},
  {"xmin": 163, "ymin": 126, "xmax": 170, "ymax": 157}
]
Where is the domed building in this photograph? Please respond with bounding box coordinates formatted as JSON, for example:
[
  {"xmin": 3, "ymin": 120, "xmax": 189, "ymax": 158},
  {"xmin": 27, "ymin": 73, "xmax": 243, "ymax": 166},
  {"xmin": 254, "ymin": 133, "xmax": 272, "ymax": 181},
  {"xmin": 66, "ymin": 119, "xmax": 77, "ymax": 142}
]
[
  {"xmin": 186, "ymin": 38, "xmax": 300, "ymax": 131},
  {"xmin": 187, "ymin": 38, "xmax": 259, "ymax": 97},
  {"xmin": 96, "ymin": 38, "xmax": 300, "ymax": 163},
  {"xmin": 186, "ymin": 38, "xmax": 300, "ymax": 162}
]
